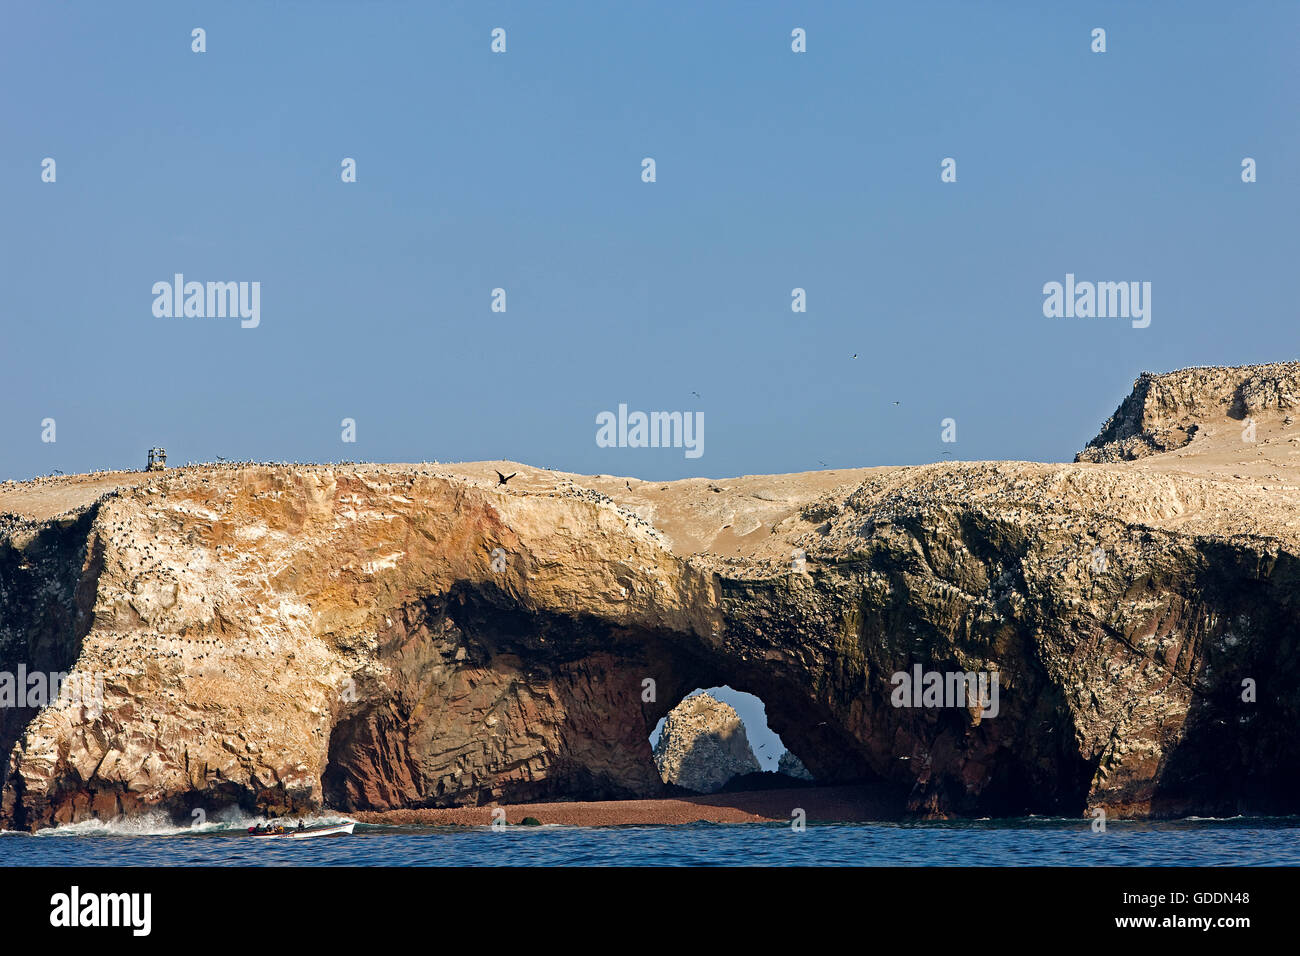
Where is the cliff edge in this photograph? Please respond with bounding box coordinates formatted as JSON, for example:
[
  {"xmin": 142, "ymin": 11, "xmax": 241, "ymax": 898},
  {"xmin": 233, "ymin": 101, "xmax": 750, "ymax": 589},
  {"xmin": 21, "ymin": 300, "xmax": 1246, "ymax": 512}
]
[{"xmin": 1077, "ymin": 362, "xmax": 1300, "ymax": 462}]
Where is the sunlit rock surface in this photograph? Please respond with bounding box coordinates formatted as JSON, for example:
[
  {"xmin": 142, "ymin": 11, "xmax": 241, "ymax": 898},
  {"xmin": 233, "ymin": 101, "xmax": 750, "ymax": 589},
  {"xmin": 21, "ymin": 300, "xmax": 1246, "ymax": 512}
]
[
  {"xmin": 4, "ymin": 362, "xmax": 1300, "ymax": 829},
  {"xmin": 652, "ymin": 693, "xmax": 760, "ymax": 793}
]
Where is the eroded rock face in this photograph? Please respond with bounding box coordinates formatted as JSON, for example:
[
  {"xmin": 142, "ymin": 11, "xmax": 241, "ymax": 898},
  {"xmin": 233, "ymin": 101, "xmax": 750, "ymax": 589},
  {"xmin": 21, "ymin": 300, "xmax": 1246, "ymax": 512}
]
[
  {"xmin": 652, "ymin": 693, "xmax": 760, "ymax": 792},
  {"xmin": 1077, "ymin": 362, "xmax": 1300, "ymax": 461},
  {"xmin": 3, "ymin": 362, "xmax": 1300, "ymax": 829}
]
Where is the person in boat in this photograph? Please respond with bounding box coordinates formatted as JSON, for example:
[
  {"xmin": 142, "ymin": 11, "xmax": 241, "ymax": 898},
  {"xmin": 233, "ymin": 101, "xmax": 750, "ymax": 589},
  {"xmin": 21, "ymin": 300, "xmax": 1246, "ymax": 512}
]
[{"xmin": 298, "ymin": 820, "xmax": 305, "ymax": 831}]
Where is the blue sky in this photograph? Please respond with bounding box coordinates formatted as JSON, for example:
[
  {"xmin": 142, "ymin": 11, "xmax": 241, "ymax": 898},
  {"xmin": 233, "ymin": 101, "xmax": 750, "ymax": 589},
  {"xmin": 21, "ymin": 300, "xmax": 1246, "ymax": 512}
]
[{"xmin": 2, "ymin": 1, "xmax": 1297, "ymax": 482}]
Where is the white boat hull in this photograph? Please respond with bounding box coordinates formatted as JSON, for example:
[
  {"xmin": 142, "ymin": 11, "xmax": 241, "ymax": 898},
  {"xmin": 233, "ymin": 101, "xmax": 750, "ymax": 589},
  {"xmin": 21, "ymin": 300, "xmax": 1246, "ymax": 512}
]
[
  {"xmin": 250, "ymin": 821, "xmax": 355, "ymax": 840},
  {"xmin": 292, "ymin": 822, "xmax": 354, "ymax": 839}
]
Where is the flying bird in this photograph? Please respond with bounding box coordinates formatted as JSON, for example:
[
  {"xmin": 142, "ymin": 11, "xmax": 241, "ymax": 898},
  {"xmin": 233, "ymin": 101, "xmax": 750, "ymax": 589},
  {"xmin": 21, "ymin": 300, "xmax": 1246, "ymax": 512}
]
[
  {"xmin": 216, "ymin": 455, "xmax": 227, "ymax": 461},
  {"xmin": 851, "ymin": 353, "xmax": 858, "ymax": 359},
  {"xmin": 496, "ymin": 470, "xmax": 517, "ymax": 486},
  {"xmin": 691, "ymin": 391, "xmax": 701, "ymax": 398}
]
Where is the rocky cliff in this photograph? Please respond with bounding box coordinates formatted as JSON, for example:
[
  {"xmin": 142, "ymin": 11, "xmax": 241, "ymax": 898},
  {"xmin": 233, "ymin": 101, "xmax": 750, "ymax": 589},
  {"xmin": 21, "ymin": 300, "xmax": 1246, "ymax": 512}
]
[
  {"xmin": 1077, "ymin": 362, "xmax": 1300, "ymax": 461},
  {"xmin": 652, "ymin": 692, "xmax": 760, "ymax": 792},
  {"xmin": 3, "ymin": 362, "xmax": 1300, "ymax": 830}
]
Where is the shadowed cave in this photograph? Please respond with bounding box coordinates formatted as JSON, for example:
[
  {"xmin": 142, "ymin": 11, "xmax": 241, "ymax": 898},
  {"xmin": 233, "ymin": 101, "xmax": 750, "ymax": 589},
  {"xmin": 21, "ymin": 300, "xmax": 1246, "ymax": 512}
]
[{"xmin": 322, "ymin": 580, "xmax": 874, "ymax": 811}]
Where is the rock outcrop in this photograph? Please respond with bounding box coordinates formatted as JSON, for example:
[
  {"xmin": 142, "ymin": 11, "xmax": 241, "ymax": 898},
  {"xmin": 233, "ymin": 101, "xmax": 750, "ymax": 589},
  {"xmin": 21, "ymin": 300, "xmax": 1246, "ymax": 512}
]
[
  {"xmin": 4, "ymin": 362, "xmax": 1300, "ymax": 829},
  {"xmin": 652, "ymin": 693, "xmax": 760, "ymax": 792},
  {"xmin": 778, "ymin": 750, "xmax": 814, "ymax": 781},
  {"xmin": 1077, "ymin": 362, "xmax": 1300, "ymax": 461}
]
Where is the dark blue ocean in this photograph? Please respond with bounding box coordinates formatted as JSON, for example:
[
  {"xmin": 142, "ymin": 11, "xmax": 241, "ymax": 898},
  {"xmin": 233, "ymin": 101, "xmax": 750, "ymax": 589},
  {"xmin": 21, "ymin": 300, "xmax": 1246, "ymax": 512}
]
[{"xmin": 4, "ymin": 814, "xmax": 1298, "ymax": 866}]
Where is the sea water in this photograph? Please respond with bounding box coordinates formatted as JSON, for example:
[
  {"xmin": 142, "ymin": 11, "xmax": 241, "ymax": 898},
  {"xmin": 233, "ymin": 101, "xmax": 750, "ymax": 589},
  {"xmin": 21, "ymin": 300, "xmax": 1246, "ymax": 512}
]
[{"xmin": 3, "ymin": 815, "xmax": 1298, "ymax": 866}]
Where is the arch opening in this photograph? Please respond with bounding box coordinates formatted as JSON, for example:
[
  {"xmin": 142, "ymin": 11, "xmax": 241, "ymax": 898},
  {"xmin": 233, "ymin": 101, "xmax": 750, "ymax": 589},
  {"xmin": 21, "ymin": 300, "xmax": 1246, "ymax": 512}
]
[{"xmin": 648, "ymin": 685, "xmax": 815, "ymax": 794}]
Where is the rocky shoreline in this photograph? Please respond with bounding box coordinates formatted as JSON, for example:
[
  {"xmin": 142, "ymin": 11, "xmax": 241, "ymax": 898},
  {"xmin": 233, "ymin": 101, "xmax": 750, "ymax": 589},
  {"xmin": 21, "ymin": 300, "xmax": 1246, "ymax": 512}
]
[{"xmin": 352, "ymin": 784, "xmax": 904, "ymax": 827}]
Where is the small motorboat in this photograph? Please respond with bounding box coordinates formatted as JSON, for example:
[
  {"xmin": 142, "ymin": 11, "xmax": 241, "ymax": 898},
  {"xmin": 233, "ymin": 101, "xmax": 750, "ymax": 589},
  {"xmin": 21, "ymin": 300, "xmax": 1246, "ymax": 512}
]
[{"xmin": 248, "ymin": 821, "xmax": 355, "ymax": 840}]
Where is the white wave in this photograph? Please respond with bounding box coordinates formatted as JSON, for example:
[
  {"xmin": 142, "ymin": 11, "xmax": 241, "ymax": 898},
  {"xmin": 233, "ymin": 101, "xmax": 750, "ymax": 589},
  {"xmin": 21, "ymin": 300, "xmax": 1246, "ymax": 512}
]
[{"xmin": 30, "ymin": 808, "xmax": 357, "ymax": 837}]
